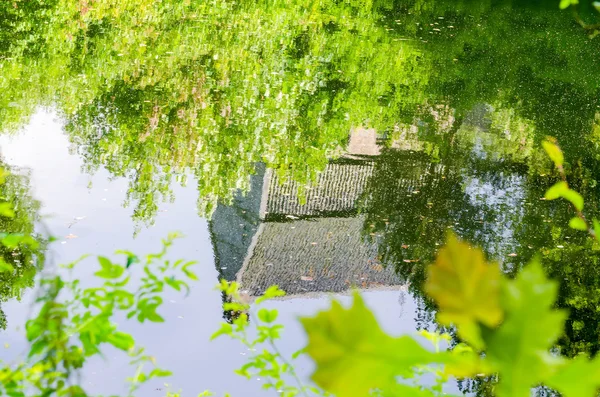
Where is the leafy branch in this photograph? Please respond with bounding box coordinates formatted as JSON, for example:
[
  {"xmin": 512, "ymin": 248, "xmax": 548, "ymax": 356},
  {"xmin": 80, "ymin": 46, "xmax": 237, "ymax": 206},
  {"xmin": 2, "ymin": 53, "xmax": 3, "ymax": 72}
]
[
  {"xmin": 0, "ymin": 226, "xmax": 198, "ymax": 397},
  {"xmin": 212, "ymin": 282, "xmax": 324, "ymax": 397},
  {"xmin": 542, "ymin": 138, "xmax": 600, "ymax": 240}
]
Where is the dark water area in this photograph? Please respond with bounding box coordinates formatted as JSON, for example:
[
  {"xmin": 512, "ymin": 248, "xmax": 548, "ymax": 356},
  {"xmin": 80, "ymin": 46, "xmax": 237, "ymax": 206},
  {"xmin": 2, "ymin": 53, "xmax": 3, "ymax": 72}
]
[{"xmin": 1, "ymin": 0, "xmax": 600, "ymax": 395}]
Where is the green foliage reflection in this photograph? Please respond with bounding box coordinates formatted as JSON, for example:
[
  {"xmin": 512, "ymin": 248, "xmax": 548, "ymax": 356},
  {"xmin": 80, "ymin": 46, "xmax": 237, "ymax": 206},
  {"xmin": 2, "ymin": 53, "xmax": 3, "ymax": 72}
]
[{"xmin": 0, "ymin": 166, "xmax": 44, "ymax": 330}]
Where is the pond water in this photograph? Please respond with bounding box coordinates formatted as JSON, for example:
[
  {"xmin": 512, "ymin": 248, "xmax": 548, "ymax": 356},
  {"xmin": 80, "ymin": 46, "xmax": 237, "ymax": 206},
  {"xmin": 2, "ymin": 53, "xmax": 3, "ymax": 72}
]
[{"xmin": 1, "ymin": 0, "xmax": 600, "ymax": 395}]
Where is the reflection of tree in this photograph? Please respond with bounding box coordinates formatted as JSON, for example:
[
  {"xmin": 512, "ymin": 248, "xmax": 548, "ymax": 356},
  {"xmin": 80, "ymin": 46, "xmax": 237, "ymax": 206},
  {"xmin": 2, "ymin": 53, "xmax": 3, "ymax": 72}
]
[
  {"xmin": 0, "ymin": 165, "xmax": 45, "ymax": 329},
  {"xmin": 384, "ymin": 0, "xmax": 600, "ymax": 168},
  {"xmin": 1, "ymin": 0, "xmax": 432, "ymax": 225},
  {"xmin": 358, "ymin": 148, "xmax": 478, "ymax": 298},
  {"xmin": 2, "ymin": 0, "xmax": 599, "ymax": 226},
  {"xmin": 363, "ymin": 143, "xmax": 600, "ymax": 361},
  {"xmin": 360, "ymin": 145, "xmax": 527, "ymax": 287},
  {"xmin": 511, "ymin": 173, "xmax": 600, "ymax": 358},
  {"xmin": 365, "ymin": 1, "xmax": 600, "ymax": 364}
]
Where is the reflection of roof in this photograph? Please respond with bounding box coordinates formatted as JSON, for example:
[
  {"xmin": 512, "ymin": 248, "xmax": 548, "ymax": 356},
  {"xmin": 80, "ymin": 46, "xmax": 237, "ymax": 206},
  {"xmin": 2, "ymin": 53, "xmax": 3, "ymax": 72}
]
[
  {"xmin": 237, "ymin": 216, "xmax": 403, "ymax": 296},
  {"xmin": 211, "ymin": 155, "xmax": 427, "ymax": 296},
  {"xmin": 266, "ymin": 160, "xmax": 374, "ymax": 216}
]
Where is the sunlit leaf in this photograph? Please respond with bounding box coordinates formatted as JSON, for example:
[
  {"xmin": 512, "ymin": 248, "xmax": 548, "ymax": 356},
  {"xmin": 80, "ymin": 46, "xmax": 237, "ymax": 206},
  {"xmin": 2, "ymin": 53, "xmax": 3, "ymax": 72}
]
[
  {"xmin": 542, "ymin": 140, "xmax": 564, "ymax": 165},
  {"xmin": 126, "ymin": 254, "xmax": 139, "ymax": 269},
  {"xmin": 211, "ymin": 323, "xmax": 234, "ymax": 340},
  {"xmin": 0, "ymin": 260, "xmax": 14, "ymax": 273},
  {"xmin": 107, "ymin": 331, "xmax": 135, "ymax": 351},
  {"xmin": 444, "ymin": 343, "xmax": 493, "ymax": 378},
  {"xmin": 257, "ymin": 309, "xmax": 278, "ymax": 323},
  {"xmin": 182, "ymin": 267, "xmax": 198, "ymax": 281},
  {"xmin": 562, "ymin": 189, "xmax": 584, "ymax": 212},
  {"xmin": 148, "ymin": 368, "xmax": 173, "ymax": 378},
  {"xmin": 544, "ymin": 182, "xmax": 584, "ymax": 212},
  {"xmin": 594, "ymin": 219, "xmax": 600, "ymax": 240},
  {"xmin": 164, "ymin": 276, "xmax": 181, "ymax": 291},
  {"xmin": 0, "ymin": 202, "xmax": 15, "ymax": 218},
  {"xmin": 95, "ymin": 256, "xmax": 125, "ymax": 279},
  {"xmin": 144, "ymin": 311, "xmax": 165, "ymax": 323},
  {"xmin": 0, "ymin": 168, "xmax": 9, "ymax": 185},
  {"xmin": 301, "ymin": 293, "xmax": 440, "ymax": 397},
  {"xmin": 545, "ymin": 181, "xmax": 568, "ymax": 200},
  {"xmin": 255, "ymin": 285, "xmax": 286, "ymax": 304},
  {"xmin": 568, "ymin": 217, "xmax": 587, "ymax": 231}
]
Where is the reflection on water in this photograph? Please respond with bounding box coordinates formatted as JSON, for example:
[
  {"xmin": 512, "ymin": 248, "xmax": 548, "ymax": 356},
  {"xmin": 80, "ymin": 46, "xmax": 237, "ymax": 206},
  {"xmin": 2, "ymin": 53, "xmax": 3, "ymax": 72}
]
[
  {"xmin": 0, "ymin": 162, "xmax": 44, "ymax": 330},
  {"xmin": 2, "ymin": 0, "xmax": 600, "ymax": 394},
  {"xmin": 212, "ymin": 155, "xmax": 402, "ymax": 298}
]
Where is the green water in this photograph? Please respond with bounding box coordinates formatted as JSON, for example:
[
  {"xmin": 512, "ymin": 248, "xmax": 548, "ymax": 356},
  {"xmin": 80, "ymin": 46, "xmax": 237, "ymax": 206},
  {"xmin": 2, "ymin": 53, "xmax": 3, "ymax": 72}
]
[{"xmin": 2, "ymin": 0, "xmax": 600, "ymax": 393}]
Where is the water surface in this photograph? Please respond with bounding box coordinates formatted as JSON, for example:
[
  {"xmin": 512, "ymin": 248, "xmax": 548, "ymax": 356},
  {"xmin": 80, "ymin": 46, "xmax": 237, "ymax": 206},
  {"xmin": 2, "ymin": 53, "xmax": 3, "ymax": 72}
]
[{"xmin": 2, "ymin": 1, "xmax": 600, "ymax": 395}]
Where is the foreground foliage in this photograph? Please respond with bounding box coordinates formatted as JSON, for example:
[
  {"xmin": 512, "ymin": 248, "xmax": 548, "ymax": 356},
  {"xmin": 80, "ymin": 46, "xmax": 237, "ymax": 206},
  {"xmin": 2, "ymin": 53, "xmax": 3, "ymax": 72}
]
[
  {"xmin": 0, "ymin": 164, "xmax": 44, "ymax": 330},
  {"xmin": 0, "ymin": 233, "xmax": 197, "ymax": 397},
  {"xmin": 0, "ymin": 0, "xmax": 600, "ymax": 393},
  {"xmin": 0, "ymin": 169, "xmax": 197, "ymax": 397}
]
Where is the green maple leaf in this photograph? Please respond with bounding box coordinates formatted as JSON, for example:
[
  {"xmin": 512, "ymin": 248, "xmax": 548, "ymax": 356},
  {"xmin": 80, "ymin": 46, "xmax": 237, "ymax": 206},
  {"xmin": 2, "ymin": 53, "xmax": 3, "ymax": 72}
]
[
  {"xmin": 300, "ymin": 293, "xmax": 441, "ymax": 397},
  {"xmin": 546, "ymin": 355, "xmax": 600, "ymax": 396},
  {"xmin": 485, "ymin": 259, "xmax": 567, "ymax": 397}
]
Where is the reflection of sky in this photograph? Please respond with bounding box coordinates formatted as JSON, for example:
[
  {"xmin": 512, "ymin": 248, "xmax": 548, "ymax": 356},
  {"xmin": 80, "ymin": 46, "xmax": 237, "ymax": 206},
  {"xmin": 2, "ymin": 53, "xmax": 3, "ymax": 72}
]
[
  {"xmin": 0, "ymin": 111, "xmax": 450, "ymax": 396},
  {"xmin": 460, "ymin": 104, "xmax": 527, "ymax": 262},
  {"xmin": 464, "ymin": 171, "xmax": 525, "ymax": 261}
]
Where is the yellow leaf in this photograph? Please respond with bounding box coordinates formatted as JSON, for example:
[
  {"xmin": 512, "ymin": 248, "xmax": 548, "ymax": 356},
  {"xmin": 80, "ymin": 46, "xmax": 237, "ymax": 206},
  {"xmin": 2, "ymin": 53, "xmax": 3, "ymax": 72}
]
[
  {"xmin": 542, "ymin": 139, "xmax": 564, "ymax": 167},
  {"xmin": 425, "ymin": 233, "xmax": 503, "ymax": 349}
]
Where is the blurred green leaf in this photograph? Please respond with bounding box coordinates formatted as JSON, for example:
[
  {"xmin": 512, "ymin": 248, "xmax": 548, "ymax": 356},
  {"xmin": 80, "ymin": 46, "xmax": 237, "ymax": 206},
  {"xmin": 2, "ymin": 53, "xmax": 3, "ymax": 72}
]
[
  {"xmin": 0, "ymin": 202, "xmax": 15, "ymax": 218},
  {"xmin": 257, "ymin": 309, "xmax": 278, "ymax": 323},
  {"xmin": 148, "ymin": 368, "xmax": 173, "ymax": 378},
  {"xmin": 546, "ymin": 355, "xmax": 600, "ymax": 396},
  {"xmin": 126, "ymin": 255, "xmax": 139, "ymax": 269},
  {"xmin": 542, "ymin": 140, "xmax": 564, "ymax": 166},
  {"xmin": 485, "ymin": 260, "xmax": 567, "ymax": 397},
  {"xmin": 545, "ymin": 182, "xmax": 584, "ymax": 211},
  {"xmin": 562, "ymin": 189, "xmax": 584, "ymax": 212},
  {"xmin": 211, "ymin": 323, "xmax": 234, "ymax": 340},
  {"xmin": 164, "ymin": 276, "xmax": 181, "ymax": 291},
  {"xmin": 107, "ymin": 332, "xmax": 135, "ymax": 351},
  {"xmin": 301, "ymin": 293, "xmax": 439, "ymax": 397},
  {"xmin": 255, "ymin": 285, "xmax": 286, "ymax": 304},
  {"xmin": 594, "ymin": 219, "xmax": 600, "ymax": 240},
  {"xmin": 144, "ymin": 310, "xmax": 165, "ymax": 323},
  {"xmin": 545, "ymin": 181, "xmax": 569, "ymax": 200},
  {"xmin": 95, "ymin": 256, "xmax": 125, "ymax": 279},
  {"xmin": 0, "ymin": 259, "xmax": 14, "ymax": 273},
  {"xmin": 569, "ymin": 217, "xmax": 587, "ymax": 231},
  {"xmin": 0, "ymin": 169, "xmax": 9, "ymax": 185}
]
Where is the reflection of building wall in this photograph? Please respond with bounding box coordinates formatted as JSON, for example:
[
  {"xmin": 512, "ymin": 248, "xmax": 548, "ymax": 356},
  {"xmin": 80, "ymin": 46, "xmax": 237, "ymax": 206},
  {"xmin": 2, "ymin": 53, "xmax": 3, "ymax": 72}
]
[{"xmin": 210, "ymin": 156, "xmax": 406, "ymax": 297}]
